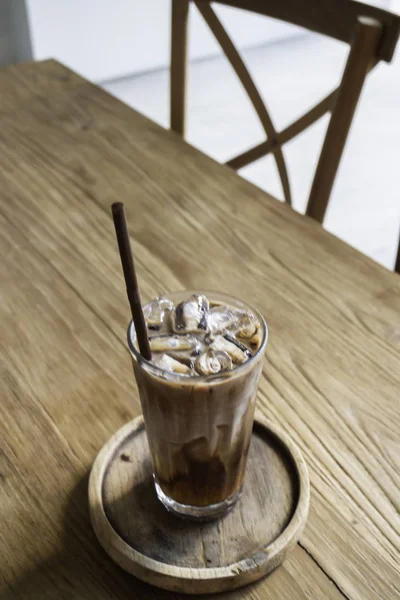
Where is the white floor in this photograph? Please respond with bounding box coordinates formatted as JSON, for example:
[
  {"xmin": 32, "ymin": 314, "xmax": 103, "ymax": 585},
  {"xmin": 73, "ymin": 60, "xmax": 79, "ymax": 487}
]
[{"xmin": 103, "ymin": 30, "xmax": 400, "ymax": 271}]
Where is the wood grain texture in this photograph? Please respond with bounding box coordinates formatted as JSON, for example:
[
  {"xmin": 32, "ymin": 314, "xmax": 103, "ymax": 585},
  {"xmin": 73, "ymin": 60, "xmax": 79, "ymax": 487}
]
[
  {"xmin": 0, "ymin": 60, "xmax": 399, "ymax": 599},
  {"xmin": 89, "ymin": 414, "xmax": 309, "ymax": 593},
  {"xmin": 194, "ymin": 0, "xmax": 400, "ymax": 62}
]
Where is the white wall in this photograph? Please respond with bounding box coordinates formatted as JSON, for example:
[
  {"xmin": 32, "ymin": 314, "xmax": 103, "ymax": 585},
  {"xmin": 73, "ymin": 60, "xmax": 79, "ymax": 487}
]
[
  {"xmin": 26, "ymin": 0, "xmax": 302, "ymax": 82},
  {"xmin": 2, "ymin": 0, "xmax": 392, "ymax": 82}
]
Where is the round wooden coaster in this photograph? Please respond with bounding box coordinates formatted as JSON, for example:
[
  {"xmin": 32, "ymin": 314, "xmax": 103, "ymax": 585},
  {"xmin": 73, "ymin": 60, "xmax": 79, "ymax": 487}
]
[{"xmin": 89, "ymin": 413, "xmax": 309, "ymax": 594}]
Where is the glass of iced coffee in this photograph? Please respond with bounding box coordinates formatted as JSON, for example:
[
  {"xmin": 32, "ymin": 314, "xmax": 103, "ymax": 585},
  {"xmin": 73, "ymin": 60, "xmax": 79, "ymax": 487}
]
[{"xmin": 128, "ymin": 291, "xmax": 268, "ymax": 520}]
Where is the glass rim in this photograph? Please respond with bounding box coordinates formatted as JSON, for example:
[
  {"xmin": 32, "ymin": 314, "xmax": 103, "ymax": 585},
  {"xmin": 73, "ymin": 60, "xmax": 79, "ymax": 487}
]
[{"xmin": 127, "ymin": 290, "xmax": 268, "ymax": 383}]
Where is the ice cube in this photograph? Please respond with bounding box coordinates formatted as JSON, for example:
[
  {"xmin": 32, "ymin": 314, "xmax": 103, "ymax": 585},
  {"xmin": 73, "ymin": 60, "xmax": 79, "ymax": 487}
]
[
  {"xmin": 208, "ymin": 306, "xmax": 259, "ymax": 339},
  {"xmin": 149, "ymin": 334, "xmax": 198, "ymax": 353},
  {"xmin": 167, "ymin": 352, "xmax": 195, "ymax": 369},
  {"xmin": 171, "ymin": 294, "xmax": 209, "ymax": 333},
  {"xmin": 233, "ymin": 309, "xmax": 259, "ymax": 339},
  {"xmin": 207, "ymin": 305, "xmax": 236, "ymax": 335},
  {"xmin": 182, "ymin": 436, "xmax": 211, "ymax": 462},
  {"xmin": 211, "ymin": 335, "xmax": 252, "ymax": 364},
  {"xmin": 247, "ymin": 330, "xmax": 262, "ymax": 352},
  {"xmin": 195, "ymin": 349, "xmax": 233, "ymax": 375},
  {"xmin": 154, "ymin": 353, "xmax": 192, "ymax": 374},
  {"xmin": 144, "ymin": 297, "xmax": 174, "ymax": 330}
]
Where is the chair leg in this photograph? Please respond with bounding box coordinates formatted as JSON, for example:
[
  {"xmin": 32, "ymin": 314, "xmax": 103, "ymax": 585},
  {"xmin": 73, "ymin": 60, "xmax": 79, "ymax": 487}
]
[
  {"xmin": 170, "ymin": 0, "xmax": 189, "ymax": 137},
  {"xmin": 395, "ymin": 235, "xmax": 400, "ymax": 274},
  {"xmin": 306, "ymin": 17, "xmax": 382, "ymax": 224}
]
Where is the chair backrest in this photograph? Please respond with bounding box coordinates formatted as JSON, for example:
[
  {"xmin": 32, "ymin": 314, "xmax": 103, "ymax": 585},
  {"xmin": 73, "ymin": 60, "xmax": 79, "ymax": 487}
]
[{"xmin": 170, "ymin": 0, "xmax": 400, "ymax": 228}]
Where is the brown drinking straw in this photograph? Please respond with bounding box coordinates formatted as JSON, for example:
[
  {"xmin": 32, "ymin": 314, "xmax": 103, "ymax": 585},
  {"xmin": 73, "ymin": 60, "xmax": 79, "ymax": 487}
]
[{"xmin": 111, "ymin": 202, "xmax": 152, "ymax": 361}]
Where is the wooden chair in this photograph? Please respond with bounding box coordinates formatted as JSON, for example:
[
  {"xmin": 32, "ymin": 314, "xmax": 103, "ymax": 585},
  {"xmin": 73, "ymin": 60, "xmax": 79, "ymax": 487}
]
[{"xmin": 170, "ymin": 0, "xmax": 400, "ymax": 271}]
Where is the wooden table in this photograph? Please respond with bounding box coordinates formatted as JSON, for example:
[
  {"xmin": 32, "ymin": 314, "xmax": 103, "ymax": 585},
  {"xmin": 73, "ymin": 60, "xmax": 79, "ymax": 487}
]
[{"xmin": 0, "ymin": 60, "xmax": 399, "ymax": 600}]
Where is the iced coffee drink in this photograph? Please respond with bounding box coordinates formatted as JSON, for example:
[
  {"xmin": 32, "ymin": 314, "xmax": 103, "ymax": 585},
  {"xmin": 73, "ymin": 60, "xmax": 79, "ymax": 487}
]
[{"xmin": 128, "ymin": 291, "xmax": 267, "ymax": 519}]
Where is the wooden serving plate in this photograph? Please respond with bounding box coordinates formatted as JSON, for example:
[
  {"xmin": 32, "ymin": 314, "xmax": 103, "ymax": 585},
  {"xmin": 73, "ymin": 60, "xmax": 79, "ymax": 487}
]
[{"xmin": 89, "ymin": 413, "xmax": 309, "ymax": 594}]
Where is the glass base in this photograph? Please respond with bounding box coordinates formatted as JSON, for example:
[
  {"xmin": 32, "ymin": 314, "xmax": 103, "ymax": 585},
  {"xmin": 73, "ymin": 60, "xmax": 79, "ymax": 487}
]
[{"xmin": 154, "ymin": 478, "xmax": 242, "ymax": 521}]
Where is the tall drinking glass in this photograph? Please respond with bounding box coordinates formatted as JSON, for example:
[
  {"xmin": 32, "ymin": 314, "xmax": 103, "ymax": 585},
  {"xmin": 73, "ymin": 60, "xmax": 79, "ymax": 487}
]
[{"xmin": 128, "ymin": 291, "xmax": 268, "ymax": 520}]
